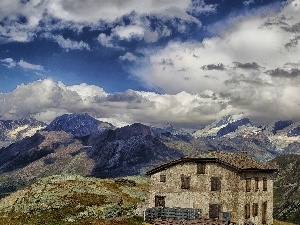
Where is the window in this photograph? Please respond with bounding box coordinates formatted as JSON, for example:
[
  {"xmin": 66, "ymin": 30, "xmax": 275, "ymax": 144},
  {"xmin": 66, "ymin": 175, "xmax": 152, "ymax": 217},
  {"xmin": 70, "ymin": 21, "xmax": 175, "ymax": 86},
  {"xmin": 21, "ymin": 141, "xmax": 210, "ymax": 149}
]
[
  {"xmin": 211, "ymin": 177, "xmax": 221, "ymax": 191},
  {"xmin": 244, "ymin": 204, "xmax": 250, "ymax": 219},
  {"xmin": 253, "ymin": 203, "xmax": 258, "ymax": 216},
  {"xmin": 197, "ymin": 163, "xmax": 205, "ymax": 174},
  {"xmin": 160, "ymin": 174, "xmax": 166, "ymax": 182},
  {"xmin": 155, "ymin": 196, "xmax": 165, "ymax": 207},
  {"xmin": 209, "ymin": 204, "xmax": 221, "ymax": 219},
  {"xmin": 181, "ymin": 175, "xmax": 191, "ymax": 189},
  {"xmin": 246, "ymin": 178, "xmax": 251, "ymax": 192},
  {"xmin": 263, "ymin": 178, "xmax": 267, "ymax": 191},
  {"xmin": 262, "ymin": 202, "xmax": 267, "ymax": 224},
  {"xmin": 255, "ymin": 177, "xmax": 259, "ymax": 191}
]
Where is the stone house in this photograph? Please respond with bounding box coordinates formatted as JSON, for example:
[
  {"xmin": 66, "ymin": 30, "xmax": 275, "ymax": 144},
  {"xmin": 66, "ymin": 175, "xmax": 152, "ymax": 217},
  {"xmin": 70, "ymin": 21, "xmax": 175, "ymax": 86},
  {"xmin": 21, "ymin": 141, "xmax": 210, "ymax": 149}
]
[{"xmin": 146, "ymin": 151, "xmax": 278, "ymax": 225}]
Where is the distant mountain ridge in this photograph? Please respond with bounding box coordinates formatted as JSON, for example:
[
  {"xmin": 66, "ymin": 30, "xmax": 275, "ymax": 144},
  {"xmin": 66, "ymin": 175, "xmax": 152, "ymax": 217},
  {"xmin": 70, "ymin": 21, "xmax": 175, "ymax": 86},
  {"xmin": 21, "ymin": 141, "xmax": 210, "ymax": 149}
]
[
  {"xmin": 0, "ymin": 113, "xmax": 300, "ymax": 197},
  {"xmin": 0, "ymin": 113, "xmax": 299, "ymax": 224},
  {"xmin": 0, "ymin": 117, "xmax": 46, "ymax": 148},
  {"xmin": 44, "ymin": 113, "xmax": 114, "ymax": 137},
  {"xmin": 0, "ymin": 121, "xmax": 183, "ymax": 198}
]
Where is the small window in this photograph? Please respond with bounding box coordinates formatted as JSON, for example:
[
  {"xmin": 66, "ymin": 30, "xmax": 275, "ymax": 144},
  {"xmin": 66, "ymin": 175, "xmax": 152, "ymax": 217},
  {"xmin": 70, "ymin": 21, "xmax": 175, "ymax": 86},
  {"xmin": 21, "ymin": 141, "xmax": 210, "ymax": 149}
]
[
  {"xmin": 160, "ymin": 174, "xmax": 166, "ymax": 182},
  {"xmin": 255, "ymin": 177, "xmax": 259, "ymax": 191},
  {"xmin": 211, "ymin": 177, "xmax": 221, "ymax": 191},
  {"xmin": 155, "ymin": 196, "xmax": 165, "ymax": 207},
  {"xmin": 197, "ymin": 163, "xmax": 205, "ymax": 174},
  {"xmin": 253, "ymin": 203, "xmax": 258, "ymax": 216},
  {"xmin": 181, "ymin": 175, "xmax": 191, "ymax": 189},
  {"xmin": 209, "ymin": 204, "xmax": 221, "ymax": 219},
  {"xmin": 244, "ymin": 204, "xmax": 250, "ymax": 219},
  {"xmin": 263, "ymin": 178, "xmax": 267, "ymax": 191},
  {"xmin": 246, "ymin": 178, "xmax": 251, "ymax": 192}
]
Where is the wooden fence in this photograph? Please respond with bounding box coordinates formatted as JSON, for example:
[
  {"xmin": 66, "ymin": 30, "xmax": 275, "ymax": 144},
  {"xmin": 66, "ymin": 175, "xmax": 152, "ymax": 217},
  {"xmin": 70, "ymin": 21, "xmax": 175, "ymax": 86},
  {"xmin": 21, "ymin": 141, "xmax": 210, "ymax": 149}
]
[
  {"xmin": 150, "ymin": 218, "xmax": 227, "ymax": 225},
  {"xmin": 144, "ymin": 207, "xmax": 201, "ymax": 221}
]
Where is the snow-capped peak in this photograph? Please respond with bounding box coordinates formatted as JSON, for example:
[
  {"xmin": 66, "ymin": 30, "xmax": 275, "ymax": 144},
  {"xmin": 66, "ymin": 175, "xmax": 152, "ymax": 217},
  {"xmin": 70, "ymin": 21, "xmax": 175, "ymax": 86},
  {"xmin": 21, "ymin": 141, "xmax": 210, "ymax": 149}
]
[{"xmin": 192, "ymin": 115, "xmax": 258, "ymax": 138}]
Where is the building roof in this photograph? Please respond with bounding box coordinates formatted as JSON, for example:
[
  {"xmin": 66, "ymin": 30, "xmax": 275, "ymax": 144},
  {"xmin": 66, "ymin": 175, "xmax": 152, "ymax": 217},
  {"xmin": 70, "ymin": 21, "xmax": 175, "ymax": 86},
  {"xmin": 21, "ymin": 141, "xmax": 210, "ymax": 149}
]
[{"xmin": 146, "ymin": 151, "xmax": 278, "ymax": 175}]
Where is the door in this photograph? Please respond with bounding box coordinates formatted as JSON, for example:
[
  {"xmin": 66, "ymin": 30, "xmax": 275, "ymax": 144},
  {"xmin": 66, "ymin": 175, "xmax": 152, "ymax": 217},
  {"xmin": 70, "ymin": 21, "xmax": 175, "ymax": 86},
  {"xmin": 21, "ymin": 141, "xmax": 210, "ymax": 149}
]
[
  {"xmin": 155, "ymin": 196, "xmax": 165, "ymax": 207},
  {"xmin": 209, "ymin": 204, "xmax": 221, "ymax": 219}
]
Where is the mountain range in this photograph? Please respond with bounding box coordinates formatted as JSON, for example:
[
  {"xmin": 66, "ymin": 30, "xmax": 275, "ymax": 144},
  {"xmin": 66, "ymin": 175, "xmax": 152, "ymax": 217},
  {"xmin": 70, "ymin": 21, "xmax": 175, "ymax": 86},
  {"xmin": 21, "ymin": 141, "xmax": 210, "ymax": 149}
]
[{"xmin": 0, "ymin": 113, "xmax": 299, "ymax": 223}]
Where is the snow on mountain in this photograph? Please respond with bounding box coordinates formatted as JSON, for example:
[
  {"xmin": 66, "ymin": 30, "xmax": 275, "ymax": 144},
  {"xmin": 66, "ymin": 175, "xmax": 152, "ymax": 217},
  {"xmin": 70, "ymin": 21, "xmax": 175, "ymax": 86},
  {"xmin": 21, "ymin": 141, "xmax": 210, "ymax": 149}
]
[
  {"xmin": 263, "ymin": 120, "xmax": 300, "ymax": 153},
  {"xmin": 44, "ymin": 113, "xmax": 114, "ymax": 137},
  {"xmin": 193, "ymin": 115, "xmax": 261, "ymax": 138},
  {"xmin": 0, "ymin": 118, "xmax": 46, "ymax": 148},
  {"xmin": 192, "ymin": 116, "xmax": 300, "ymax": 155}
]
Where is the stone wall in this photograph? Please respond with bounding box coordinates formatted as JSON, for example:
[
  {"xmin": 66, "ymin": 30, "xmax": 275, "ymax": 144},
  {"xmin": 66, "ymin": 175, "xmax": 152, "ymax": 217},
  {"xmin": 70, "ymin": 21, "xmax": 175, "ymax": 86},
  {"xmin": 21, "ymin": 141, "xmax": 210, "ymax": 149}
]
[{"xmin": 148, "ymin": 162, "xmax": 274, "ymax": 225}]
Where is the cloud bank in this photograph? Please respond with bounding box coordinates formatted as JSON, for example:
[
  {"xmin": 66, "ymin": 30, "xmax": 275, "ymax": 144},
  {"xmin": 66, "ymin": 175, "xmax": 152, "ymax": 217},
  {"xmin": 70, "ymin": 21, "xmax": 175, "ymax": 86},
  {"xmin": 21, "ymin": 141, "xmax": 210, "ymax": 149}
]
[
  {"xmin": 1, "ymin": 1, "xmax": 300, "ymax": 128},
  {"xmin": 128, "ymin": 0, "xmax": 300, "ymax": 123},
  {"xmin": 0, "ymin": 79, "xmax": 230, "ymax": 128},
  {"xmin": 1, "ymin": 75, "xmax": 300, "ymax": 129},
  {"xmin": 0, "ymin": 0, "xmax": 214, "ymax": 43}
]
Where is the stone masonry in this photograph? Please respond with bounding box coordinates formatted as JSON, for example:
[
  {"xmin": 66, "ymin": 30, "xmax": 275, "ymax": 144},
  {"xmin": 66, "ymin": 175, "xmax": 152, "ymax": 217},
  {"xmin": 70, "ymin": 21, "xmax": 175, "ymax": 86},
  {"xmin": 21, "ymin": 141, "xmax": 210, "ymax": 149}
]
[{"xmin": 146, "ymin": 151, "xmax": 278, "ymax": 225}]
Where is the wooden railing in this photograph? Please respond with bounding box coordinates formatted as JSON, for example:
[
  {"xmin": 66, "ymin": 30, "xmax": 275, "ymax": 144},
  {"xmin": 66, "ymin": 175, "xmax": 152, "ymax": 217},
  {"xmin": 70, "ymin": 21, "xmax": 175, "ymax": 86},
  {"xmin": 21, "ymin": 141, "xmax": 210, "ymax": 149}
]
[
  {"xmin": 144, "ymin": 207, "xmax": 201, "ymax": 221},
  {"xmin": 151, "ymin": 218, "xmax": 227, "ymax": 225}
]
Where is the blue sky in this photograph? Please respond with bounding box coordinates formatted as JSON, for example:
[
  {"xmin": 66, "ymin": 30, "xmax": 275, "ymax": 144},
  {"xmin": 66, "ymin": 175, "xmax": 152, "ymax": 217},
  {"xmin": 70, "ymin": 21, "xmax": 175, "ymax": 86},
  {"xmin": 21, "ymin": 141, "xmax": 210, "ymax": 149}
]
[{"xmin": 1, "ymin": 0, "xmax": 300, "ymax": 129}]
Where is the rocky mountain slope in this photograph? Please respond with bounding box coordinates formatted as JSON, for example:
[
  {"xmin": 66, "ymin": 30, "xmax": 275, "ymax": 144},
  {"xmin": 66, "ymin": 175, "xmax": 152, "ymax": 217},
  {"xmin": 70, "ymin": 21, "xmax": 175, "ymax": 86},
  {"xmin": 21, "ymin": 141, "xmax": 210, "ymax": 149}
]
[
  {"xmin": 44, "ymin": 113, "xmax": 114, "ymax": 137},
  {"xmin": 271, "ymin": 154, "xmax": 300, "ymax": 224},
  {"xmin": 0, "ymin": 113, "xmax": 300, "ymax": 218},
  {"xmin": 0, "ymin": 117, "xmax": 46, "ymax": 148},
  {"xmin": 0, "ymin": 174, "xmax": 149, "ymax": 225},
  {"xmin": 189, "ymin": 115, "xmax": 300, "ymax": 160},
  {"xmin": 0, "ymin": 121, "xmax": 183, "ymax": 198}
]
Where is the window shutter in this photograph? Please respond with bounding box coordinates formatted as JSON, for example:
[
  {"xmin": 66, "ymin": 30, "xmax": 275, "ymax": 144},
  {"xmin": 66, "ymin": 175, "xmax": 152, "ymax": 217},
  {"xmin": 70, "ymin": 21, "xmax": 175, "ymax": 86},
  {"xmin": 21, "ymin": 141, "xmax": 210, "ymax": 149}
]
[
  {"xmin": 197, "ymin": 163, "xmax": 205, "ymax": 174},
  {"xmin": 246, "ymin": 178, "xmax": 251, "ymax": 192},
  {"xmin": 217, "ymin": 178, "xmax": 221, "ymax": 190},
  {"xmin": 253, "ymin": 203, "xmax": 258, "ymax": 216},
  {"xmin": 181, "ymin": 176, "xmax": 191, "ymax": 189},
  {"xmin": 211, "ymin": 177, "xmax": 221, "ymax": 191},
  {"xmin": 263, "ymin": 178, "xmax": 267, "ymax": 191},
  {"xmin": 244, "ymin": 204, "xmax": 250, "ymax": 219},
  {"xmin": 160, "ymin": 175, "xmax": 166, "ymax": 182}
]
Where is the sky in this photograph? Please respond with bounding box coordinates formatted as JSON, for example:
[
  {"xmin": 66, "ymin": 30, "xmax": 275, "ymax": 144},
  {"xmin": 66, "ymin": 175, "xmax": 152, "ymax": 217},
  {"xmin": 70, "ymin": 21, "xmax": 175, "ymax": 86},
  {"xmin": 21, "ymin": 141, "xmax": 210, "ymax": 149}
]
[{"xmin": 1, "ymin": 0, "xmax": 300, "ymax": 129}]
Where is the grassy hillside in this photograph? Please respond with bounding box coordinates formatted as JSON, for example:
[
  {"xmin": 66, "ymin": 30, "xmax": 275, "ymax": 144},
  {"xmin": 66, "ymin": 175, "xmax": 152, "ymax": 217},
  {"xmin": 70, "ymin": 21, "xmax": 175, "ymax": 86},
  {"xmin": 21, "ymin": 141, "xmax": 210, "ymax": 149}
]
[{"xmin": 0, "ymin": 175, "xmax": 149, "ymax": 225}]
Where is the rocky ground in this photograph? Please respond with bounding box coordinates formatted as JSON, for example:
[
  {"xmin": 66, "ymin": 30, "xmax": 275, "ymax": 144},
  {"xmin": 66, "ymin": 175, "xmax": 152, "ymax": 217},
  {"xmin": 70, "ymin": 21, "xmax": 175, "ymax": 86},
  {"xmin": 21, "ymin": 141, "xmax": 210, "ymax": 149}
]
[{"xmin": 0, "ymin": 175, "xmax": 149, "ymax": 225}]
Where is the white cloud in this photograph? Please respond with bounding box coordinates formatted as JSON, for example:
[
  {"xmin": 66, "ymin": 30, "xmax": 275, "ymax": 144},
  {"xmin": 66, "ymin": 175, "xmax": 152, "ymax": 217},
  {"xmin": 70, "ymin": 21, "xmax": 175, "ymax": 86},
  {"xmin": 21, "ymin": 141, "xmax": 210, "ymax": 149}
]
[
  {"xmin": 0, "ymin": 0, "xmax": 215, "ymax": 43},
  {"xmin": 1, "ymin": 58, "xmax": 17, "ymax": 68},
  {"xmin": 119, "ymin": 52, "xmax": 138, "ymax": 61},
  {"xmin": 188, "ymin": 0, "xmax": 217, "ymax": 15},
  {"xmin": 49, "ymin": 35, "xmax": 91, "ymax": 51},
  {"xmin": 46, "ymin": 0, "xmax": 194, "ymax": 24},
  {"xmin": 18, "ymin": 59, "xmax": 44, "ymax": 71},
  {"xmin": 2, "ymin": 77, "xmax": 300, "ymax": 128},
  {"xmin": 113, "ymin": 25, "xmax": 145, "ymax": 40},
  {"xmin": 0, "ymin": 79, "xmax": 232, "ymax": 128},
  {"xmin": 66, "ymin": 83, "xmax": 108, "ymax": 101},
  {"xmin": 98, "ymin": 22, "xmax": 173, "ymax": 47},
  {"xmin": 97, "ymin": 33, "xmax": 123, "ymax": 49},
  {"xmin": 98, "ymin": 24, "xmax": 146, "ymax": 48},
  {"xmin": 1, "ymin": 58, "xmax": 44, "ymax": 71},
  {"xmin": 128, "ymin": 0, "xmax": 300, "ymax": 122}
]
